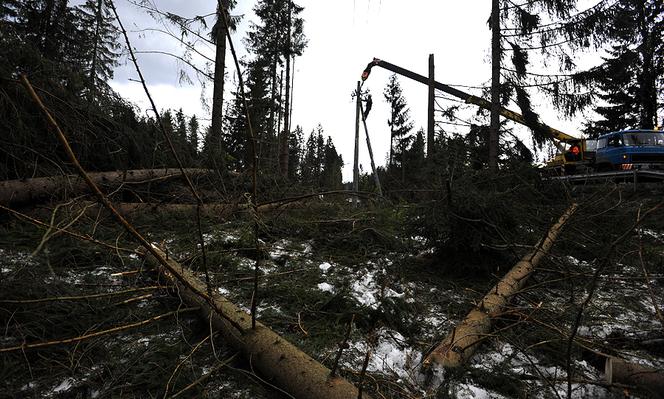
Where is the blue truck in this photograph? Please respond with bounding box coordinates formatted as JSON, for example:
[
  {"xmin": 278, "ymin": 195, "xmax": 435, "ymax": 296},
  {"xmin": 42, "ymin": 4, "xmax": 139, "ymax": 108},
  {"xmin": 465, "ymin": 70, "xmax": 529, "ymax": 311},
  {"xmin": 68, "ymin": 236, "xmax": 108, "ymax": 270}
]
[{"xmin": 594, "ymin": 129, "xmax": 664, "ymax": 172}]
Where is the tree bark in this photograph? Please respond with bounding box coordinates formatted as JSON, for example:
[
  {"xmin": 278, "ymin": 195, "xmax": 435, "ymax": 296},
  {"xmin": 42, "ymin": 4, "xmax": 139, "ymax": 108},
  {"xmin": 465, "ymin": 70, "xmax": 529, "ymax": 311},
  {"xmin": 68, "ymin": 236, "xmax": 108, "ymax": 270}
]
[
  {"xmin": 68, "ymin": 201, "xmax": 304, "ymax": 218},
  {"xmin": 279, "ymin": 1, "xmax": 292, "ymax": 178},
  {"xmin": 605, "ymin": 356, "xmax": 664, "ymax": 395},
  {"xmin": 0, "ymin": 168, "xmax": 212, "ymax": 206},
  {"xmin": 489, "ymin": 0, "xmax": 501, "ymax": 172},
  {"xmin": 423, "ymin": 203, "xmax": 578, "ymax": 368},
  {"xmin": 144, "ymin": 248, "xmax": 371, "ymax": 399},
  {"xmin": 210, "ymin": 0, "xmax": 230, "ymax": 148},
  {"xmin": 427, "ymin": 53, "xmax": 435, "ymax": 158},
  {"xmin": 88, "ymin": 0, "xmax": 103, "ymax": 98}
]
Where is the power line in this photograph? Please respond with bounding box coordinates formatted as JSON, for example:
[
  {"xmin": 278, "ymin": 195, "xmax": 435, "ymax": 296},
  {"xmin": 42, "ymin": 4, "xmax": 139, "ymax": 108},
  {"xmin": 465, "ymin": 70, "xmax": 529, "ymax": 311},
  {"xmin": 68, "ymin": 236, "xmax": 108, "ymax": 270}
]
[{"xmin": 501, "ymin": 37, "xmax": 576, "ymax": 51}]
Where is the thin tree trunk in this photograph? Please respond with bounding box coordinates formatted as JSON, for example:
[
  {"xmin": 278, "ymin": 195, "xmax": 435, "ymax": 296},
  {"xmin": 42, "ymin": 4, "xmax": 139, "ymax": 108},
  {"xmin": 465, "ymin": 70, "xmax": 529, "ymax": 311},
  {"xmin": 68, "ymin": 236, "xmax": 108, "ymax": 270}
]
[
  {"xmin": 88, "ymin": 0, "xmax": 103, "ymax": 99},
  {"xmin": 289, "ymin": 56, "xmax": 296, "ymax": 130},
  {"xmin": 427, "ymin": 53, "xmax": 435, "ymax": 158},
  {"xmin": 268, "ymin": 54, "xmax": 278, "ymax": 148},
  {"xmin": 489, "ymin": 0, "xmax": 501, "ymax": 172},
  {"xmin": 276, "ymin": 69, "xmax": 284, "ymax": 142},
  {"xmin": 279, "ymin": 1, "xmax": 292, "ymax": 177},
  {"xmin": 637, "ymin": 2, "xmax": 657, "ymax": 129},
  {"xmin": 210, "ymin": 1, "xmax": 229, "ymax": 150}
]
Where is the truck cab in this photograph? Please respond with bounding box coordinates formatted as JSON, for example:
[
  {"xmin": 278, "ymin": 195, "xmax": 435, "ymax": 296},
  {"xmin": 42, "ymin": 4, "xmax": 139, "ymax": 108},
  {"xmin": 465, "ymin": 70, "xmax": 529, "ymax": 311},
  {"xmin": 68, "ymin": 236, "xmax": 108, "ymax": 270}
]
[{"xmin": 594, "ymin": 130, "xmax": 664, "ymax": 171}]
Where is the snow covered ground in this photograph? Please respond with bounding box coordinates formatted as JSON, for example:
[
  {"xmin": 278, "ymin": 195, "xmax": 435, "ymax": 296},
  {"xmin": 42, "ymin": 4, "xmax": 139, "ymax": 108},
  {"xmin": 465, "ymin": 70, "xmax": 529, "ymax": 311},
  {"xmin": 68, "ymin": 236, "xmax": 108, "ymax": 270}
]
[{"xmin": 3, "ymin": 222, "xmax": 663, "ymax": 399}]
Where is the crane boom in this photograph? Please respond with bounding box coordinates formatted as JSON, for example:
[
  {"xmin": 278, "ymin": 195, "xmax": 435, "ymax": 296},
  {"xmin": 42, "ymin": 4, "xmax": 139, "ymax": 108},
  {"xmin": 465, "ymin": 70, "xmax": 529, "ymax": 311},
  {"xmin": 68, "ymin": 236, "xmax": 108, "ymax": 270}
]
[{"xmin": 361, "ymin": 58, "xmax": 579, "ymax": 143}]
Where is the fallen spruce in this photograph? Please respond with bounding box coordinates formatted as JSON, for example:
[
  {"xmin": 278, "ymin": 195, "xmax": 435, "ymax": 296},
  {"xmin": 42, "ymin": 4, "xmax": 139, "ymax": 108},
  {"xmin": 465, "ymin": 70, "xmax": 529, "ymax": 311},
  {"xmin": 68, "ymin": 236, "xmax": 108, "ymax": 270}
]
[
  {"xmin": 423, "ymin": 203, "xmax": 578, "ymax": 368},
  {"xmin": 0, "ymin": 168, "xmax": 213, "ymax": 206},
  {"xmin": 144, "ymin": 247, "xmax": 372, "ymax": 399}
]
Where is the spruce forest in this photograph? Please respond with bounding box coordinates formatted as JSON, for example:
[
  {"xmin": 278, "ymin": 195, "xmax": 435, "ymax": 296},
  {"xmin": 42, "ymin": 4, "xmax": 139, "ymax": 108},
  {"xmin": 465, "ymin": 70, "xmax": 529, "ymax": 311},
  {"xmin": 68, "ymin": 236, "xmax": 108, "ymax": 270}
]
[{"xmin": 1, "ymin": 1, "xmax": 664, "ymax": 398}]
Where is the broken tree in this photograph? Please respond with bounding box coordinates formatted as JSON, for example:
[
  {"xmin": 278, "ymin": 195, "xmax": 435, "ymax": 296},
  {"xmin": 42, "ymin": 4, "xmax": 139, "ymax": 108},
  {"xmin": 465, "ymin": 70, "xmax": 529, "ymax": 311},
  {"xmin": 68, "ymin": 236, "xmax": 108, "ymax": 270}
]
[
  {"xmin": 0, "ymin": 168, "xmax": 212, "ymax": 206},
  {"xmin": 423, "ymin": 203, "xmax": 578, "ymax": 368},
  {"xmin": 145, "ymin": 248, "xmax": 371, "ymax": 399}
]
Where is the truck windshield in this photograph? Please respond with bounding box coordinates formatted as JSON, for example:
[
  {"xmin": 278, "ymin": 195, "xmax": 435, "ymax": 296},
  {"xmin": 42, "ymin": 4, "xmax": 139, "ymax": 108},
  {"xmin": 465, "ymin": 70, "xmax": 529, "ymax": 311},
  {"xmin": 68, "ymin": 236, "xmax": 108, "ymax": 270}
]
[{"xmin": 623, "ymin": 132, "xmax": 664, "ymax": 146}]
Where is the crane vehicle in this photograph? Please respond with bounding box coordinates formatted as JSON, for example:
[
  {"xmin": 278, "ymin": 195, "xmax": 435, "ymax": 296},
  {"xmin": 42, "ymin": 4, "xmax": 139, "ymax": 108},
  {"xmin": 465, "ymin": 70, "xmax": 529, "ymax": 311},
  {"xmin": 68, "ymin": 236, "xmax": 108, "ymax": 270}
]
[
  {"xmin": 594, "ymin": 129, "xmax": 664, "ymax": 171},
  {"xmin": 361, "ymin": 58, "xmax": 592, "ymax": 174}
]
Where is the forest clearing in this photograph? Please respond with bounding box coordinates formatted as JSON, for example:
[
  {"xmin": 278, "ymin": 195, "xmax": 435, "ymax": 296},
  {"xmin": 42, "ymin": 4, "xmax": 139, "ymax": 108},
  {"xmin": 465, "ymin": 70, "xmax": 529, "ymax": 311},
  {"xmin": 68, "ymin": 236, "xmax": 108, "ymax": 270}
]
[{"xmin": 1, "ymin": 0, "xmax": 663, "ymax": 398}]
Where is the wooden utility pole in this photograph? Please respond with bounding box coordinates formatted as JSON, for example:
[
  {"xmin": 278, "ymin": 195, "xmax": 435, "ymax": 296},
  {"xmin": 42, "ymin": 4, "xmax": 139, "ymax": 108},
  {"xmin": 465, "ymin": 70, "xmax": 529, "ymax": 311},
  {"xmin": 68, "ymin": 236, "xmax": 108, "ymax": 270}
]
[
  {"xmin": 489, "ymin": 0, "xmax": 501, "ymax": 172},
  {"xmin": 353, "ymin": 81, "xmax": 361, "ymax": 207},
  {"xmin": 359, "ymin": 100, "xmax": 382, "ymax": 196},
  {"xmin": 427, "ymin": 53, "xmax": 435, "ymax": 158}
]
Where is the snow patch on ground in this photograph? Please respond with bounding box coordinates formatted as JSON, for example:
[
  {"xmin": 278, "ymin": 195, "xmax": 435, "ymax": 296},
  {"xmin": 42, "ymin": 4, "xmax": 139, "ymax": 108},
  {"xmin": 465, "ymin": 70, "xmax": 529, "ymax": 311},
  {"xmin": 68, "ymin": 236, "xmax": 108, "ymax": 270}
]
[
  {"xmin": 20, "ymin": 382, "xmax": 37, "ymax": 391},
  {"xmin": 317, "ymin": 282, "xmax": 334, "ymax": 293},
  {"xmin": 257, "ymin": 304, "xmax": 282, "ymax": 316},
  {"xmin": 319, "ymin": 262, "xmax": 332, "ymax": 272},
  {"xmin": 566, "ymin": 255, "xmax": 591, "ymax": 267},
  {"xmin": 301, "ymin": 241, "xmax": 313, "ymax": 254},
  {"xmin": 260, "ymin": 261, "xmax": 277, "ymax": 274},
  {"xmin": 350, "ymin": 265, "xmax": 404, "ymax": 309},
  {"xmin": 348, "ymin": 328, "xmax": 421, "ymax": 385},
  {"xmin": 53, "ymin": 378, "xmax": 75, "ymax": 393},
  {"xmin": 203, "ymin": 228, "xmax": 241, "ymax": 246},
  {"xmin": 269, "ymin": 239, "xmax": 291, "ymax": 260},
  {"xmin": 0, "ymin": 249, "xmax": 35, "ymax": 275},
  {"xmin": 454, "ymin": 383, "xmax": 509, "ymax": 399},
  {"xmin": 639, "ymin": 228, "xmax": 664, "ymax": 241}
]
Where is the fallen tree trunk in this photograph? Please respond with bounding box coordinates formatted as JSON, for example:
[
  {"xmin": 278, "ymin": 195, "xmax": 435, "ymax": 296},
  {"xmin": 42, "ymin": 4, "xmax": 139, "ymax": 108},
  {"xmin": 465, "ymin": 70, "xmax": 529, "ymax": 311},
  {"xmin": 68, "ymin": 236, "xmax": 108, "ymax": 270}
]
[
  {"xmin": 0, "ymin": 168, "xmax": 212, "ymax": 206},
  {"xmin": 423, "ymin": 203, "xmax": 578, "ymax": 368},
  {"xmin": 144, "ymin": 248, "xmax": 370, "ymax": 399},
  {"xmin": 21, "ymin": 74, "xmax": 366, "ymax": 398},
  {"xmin": 40, "ymin": 201, "xmax": 304, "ymax": 220},
  {"xmin": 605, "ymin": 357, "xmax": 664, "ymax": 396},
  {"xmin": 111, "ymin": 201, "xmax": 302, "ymax": 216}
]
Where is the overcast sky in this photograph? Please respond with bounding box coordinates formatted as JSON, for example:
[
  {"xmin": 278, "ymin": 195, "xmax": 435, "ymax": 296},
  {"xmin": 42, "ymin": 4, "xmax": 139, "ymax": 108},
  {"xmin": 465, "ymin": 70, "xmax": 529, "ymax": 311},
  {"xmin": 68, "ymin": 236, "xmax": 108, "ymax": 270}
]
[{"xmin": 109, "ymin": 0, "xmax": 602, "ymax": 180}]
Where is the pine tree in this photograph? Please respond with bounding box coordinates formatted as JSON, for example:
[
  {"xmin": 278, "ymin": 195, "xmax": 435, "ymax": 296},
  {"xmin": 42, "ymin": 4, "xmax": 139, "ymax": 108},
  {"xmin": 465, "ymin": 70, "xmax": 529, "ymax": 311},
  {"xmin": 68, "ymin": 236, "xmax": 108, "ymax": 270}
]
[
  {"xmin": 584, "ymin": 0, "xmax": 663, "ymax": 135},
  {"xmin": 300, "ymin": 124, "xmax": 323, "ymax": 185},
  {"xmin": 321, "ymin": 136, "xmax": 343, "ymax": 190},
  {"xmin": 288, "ymin": 125, "xmax": 303, "ymax": 180},
  {"xmin": 76, "ymin": 0, "xmax": 120, "ymax": 98},
  {"xmin": 188, "ymin": 115, "xmax": 200, "ymax": 157},
  {"xmin": 482, "ymin": 0, "xmax": 616, "ymax": 164},
  {"xmin": 175, "ymin": 109, "xmax": 187, "ymax": 143},
  {"xmin": 161, "ymin": 110, "xmax": 175, "ymax": 138},
  {"xmin": 244, "ymin": 0, "xmax": 307, "ymax": 177},
  {"xmin": 383, "ymin": 74, "xmax": 414, "ymax": 172},
  {"xmin": 221, "ymin": 60, "xmax": 271, "ymax": 170},
  {"xmin": 174, "ymin": 109, "xmax": 189, "ymax": 164},
  {"xmin": 406, "ymin": 128, "xmax": 426, "ymax": 174}
]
